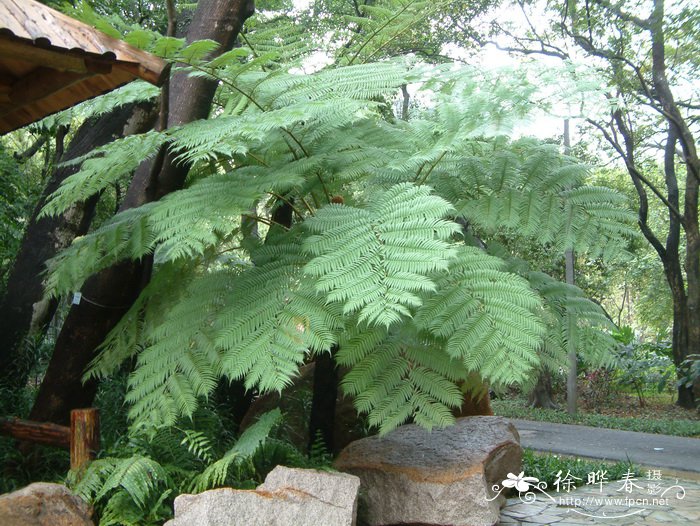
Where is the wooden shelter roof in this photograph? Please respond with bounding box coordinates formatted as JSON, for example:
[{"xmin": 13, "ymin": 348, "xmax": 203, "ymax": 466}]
[{"xmin": 0, "ymin": 0, "xmax": 166, "ymax": 133}]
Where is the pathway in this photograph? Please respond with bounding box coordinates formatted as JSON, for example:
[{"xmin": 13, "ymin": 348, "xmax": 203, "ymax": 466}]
[
  {"xmin": 510, "ymin": 419, "xmax": 700, "ymax": 474},
  {"xmin": 497, "ymin": 419, "xmax": 700, "ymax": 524}
]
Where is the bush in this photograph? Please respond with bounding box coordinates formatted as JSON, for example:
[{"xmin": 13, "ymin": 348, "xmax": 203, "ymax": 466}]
[
  {"xmin": 678, "ymin": 354, "xmax": 700, "ymax": 410},
  {"xmin": 613, "ymin": 341, "xmax": 675, "ymax": 407},
  {"xmin": 579, "ymin": 368, "xmax": 615, "ymax": 408}
]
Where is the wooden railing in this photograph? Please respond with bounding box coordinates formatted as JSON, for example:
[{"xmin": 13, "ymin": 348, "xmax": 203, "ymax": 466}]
[{"xmin": 0, "ymin": 408, "xmax": 99, "ymax": 471}]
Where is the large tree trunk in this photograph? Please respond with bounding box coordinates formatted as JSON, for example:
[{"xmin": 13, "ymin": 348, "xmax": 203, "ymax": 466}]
[
  {"xmin": 29, "ymin": 0, "xmax": 256, "ymax": 425},
  {"xmin": 649, "ymin": 1, "xmax": 699, "ymax": 408},
  {"xmin": 0, "ymin": 101, "xmax": 156, "ymax": 392}
]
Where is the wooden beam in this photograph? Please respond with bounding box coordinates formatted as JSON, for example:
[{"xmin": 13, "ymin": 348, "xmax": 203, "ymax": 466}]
[
  {"xmin": 6, "ymin": 67, "xmax": 90, "ymax": 109},
  {"xmin": 0, "ymin": 417, "xmax": 71, "ymax": 448},
  {"xmin": 0, "ymin": 38, "xmax": 89, "ymax": 73}
]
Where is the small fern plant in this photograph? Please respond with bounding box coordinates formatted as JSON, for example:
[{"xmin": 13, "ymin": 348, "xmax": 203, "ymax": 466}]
[
  {"xmin": 42, "ymin": 19, "xmax": 636, "ymax": 437},
  {"xmin": 69, "ymin": 408, "xmax": 282, "ymax": 526}
]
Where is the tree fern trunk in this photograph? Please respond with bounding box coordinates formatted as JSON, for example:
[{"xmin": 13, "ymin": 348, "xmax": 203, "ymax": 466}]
[
  {"xmin": 308, "ymin": 349, "xmax": 338, "ymax": 455},
  {"xmin": 0, "ymin": 101, "xmax": 155, "ymax": 393},
  {"xmin": 529, "ymin": 371, "xmax": 558, "ymax": 409},
  {"xmin": 29, "ymin": 0, "xmax": 256, "ymax": 425}
]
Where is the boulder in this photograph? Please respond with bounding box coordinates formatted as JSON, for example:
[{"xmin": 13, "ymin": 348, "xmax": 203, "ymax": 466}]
[
  {"xmin": 259, "ymin": 465, "xmax": 360, "ymax": 517},
  {"xmin": 166, "ymin": 466, "xmax": 361, "ymax": 526},
  {"xmin": 0, "ymin": 482, "xmax": 93, "ymax": 526},
  {"xmin": 333, "ymin": 416, "xmax": 521, "ymax": 526}
]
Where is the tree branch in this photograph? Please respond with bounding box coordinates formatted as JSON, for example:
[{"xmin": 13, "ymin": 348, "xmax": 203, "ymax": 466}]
[
  {"xmin": 590, "ymin": 0, "xmax": 651, "ymax": 29},
  {"xmin": 14, "ymin": 134, "xmax": 47, "ymax": 163},
  {"xmin": 586, "ymin": 116, "xmax": 668, "ymax": 259}
]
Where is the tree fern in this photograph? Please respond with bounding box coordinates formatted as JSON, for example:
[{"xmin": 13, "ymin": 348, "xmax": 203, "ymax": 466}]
[{"xmin": 42, "ymin": 21, "xmax": 635, "ymax": 436}]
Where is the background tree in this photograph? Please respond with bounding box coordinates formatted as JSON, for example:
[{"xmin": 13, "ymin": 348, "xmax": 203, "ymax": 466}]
[
  {"xmin": 479, "ymin": 0, "xmax": 700, "ymax": 407},
  {"xmin": 0, "ymin": 100, "xmax": 157, "ymax": 392},
  {"xmin": 27, "ymin": 0, "xmax": 256, "ymax": 425}
]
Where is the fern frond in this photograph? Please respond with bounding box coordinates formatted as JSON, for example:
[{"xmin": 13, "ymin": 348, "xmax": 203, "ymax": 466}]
[
  {"xmin": 415, "ymin": 246, "xmax": 545, "ymax": 386},
  {"xmin": 190, "ymin": 409, "xmax": 281, "ymax": 493},
  {"xmin": 304, "ymin": 183, "xmax": 458, "ymax": 327},
  {"xmin": 41, "ymin": 131, "xmax": 166, "ymax": 217},
  {"xmin": 93, "ymin": 455, "xmax": 168, "ymax": 509},
  {"xmin": 215, "ymin": 236, "xmax": 343, "ymax": 394},
  {"xmin": 45, "ymin": 173, "xmax": 263, "ymax": 297},
  {"xmin": 527, "ymin": 271, "xmax": 617, "ymax": 369},
  {"xmin": 338, "ymin": 323, "xmax": 465, "ymax": 434},
  {"xmin": 453, "ymin": 143, "xmax": 637, "ymax": 254}
]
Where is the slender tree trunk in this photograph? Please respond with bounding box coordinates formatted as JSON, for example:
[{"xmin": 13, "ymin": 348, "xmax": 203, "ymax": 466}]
[
  {"xmin": 565, "ymin": 247, "xmax": 577, "ymax": 414},
  {"xmin": 679, "ymin": 181, "xmax": 699, "ymax": 407},
  {"xmin": 0, "ymin": 101, "xmax": 156, "ymax": 392},
  {"xmin": 400, "ymin": 84, "xmax": 409, "ymax": 121},
  {"xmin": 563, "ymin": 118, "xmax": 577, "ymax": 415},
  {"xmin": 29, "ymin": 0, "xmax": 256, "ymax": 425}
]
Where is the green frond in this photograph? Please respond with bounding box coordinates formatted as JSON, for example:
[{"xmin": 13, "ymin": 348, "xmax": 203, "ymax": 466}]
[
  {"xmin": 116, "ymin": 265, "xmax": 231, "ymax": 426},
  {"xmin": 452, "ymin": 144, "xmax": 637, "ymax": 254},
  {"xmin": 76, "ymin": 80, "xmax": 160, "ymax": 121},
  {"xmin": 41, "ymin": 131, "xmax": 166, "ymax": 217},
  {"xmin": 180, "ymin": 430, "xmax": 214, "ymax": 463},
  {"xmin": 190, "ymin": 409, "xmax": 281, "ymax": 493},
  {"xmin": 88, "ymin": 455, "xmax": 167, "ymax": 510},
  {"xmin": 243, "ymin": 15, "xmax": 314, "ymax": 65},
  {"xmin": 415, "ymin": 246, "xmax": 545, "ymax": 386},
  {"xmin": 527, "ymin": 271, "xmax": 617, "ymax": 370},
  {"xmin": 338, "ymin": 324, "xmax": 465, "ymax": 434},
  {"xmin": 45, "ymin": 173, "xmax": 263, "ymax": 297},
  {"xmin": 215, "ymin": 237, "xmax": 343, "ymax": 394},
  {"xmin": 304, "ymin": 183, "xmax": 458, "ymax": 327}
]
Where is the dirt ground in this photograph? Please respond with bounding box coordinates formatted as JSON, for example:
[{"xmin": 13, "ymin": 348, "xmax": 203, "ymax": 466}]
[{"xmin": 579, "ymin": 391, "xmax": 700, "ymax": 421}]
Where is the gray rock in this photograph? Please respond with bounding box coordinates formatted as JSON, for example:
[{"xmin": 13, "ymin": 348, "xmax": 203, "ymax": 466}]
[
  {"xmin": 259, "ymin": 465, "xmax": 360, "ymax": 519},
  {"xmin": 0, "ymin": 482, "xmax": 94, "ymax": 526},
  {"xmin": 167, "ymin": 466, "xmax": 361, "ymax": 526},
  {"xmin": 333, "ymin": 416, "xmax": 521, "ymax": 526}
]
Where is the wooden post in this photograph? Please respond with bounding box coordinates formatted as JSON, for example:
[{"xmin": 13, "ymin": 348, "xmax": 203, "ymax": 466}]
[{"xmin": 70, "ymin": 408, "xmax": 99, "ymax": 471}]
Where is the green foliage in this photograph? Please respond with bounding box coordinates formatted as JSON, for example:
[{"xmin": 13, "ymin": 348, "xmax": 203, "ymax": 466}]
[
  {"xmin": 521, "ymin": 449, "xmax": 638, "ymax": 490},
  {"xmin": 305, "ymin": 183, "xmax": 458, "ymax": 326},
  {"xmin": 416, "ymin": 248, "xmax": 545, "ymax": 383},
  {"xmin": 0, "ymin": 143, "xmax": 42, "ymax": 288},
  {"xmin": 72, "ymin": 409, "xmax": 284, "ymax": 526},
  {"xmin": 453, "ymin": 142, "xmax": 637, "ymax": 256},
  {"xmin": 37, "ymin": 0, "xmax": 638, "ymax": 437},
  {"xmin": 677, "ymin": 355, "xmax": 700, "ymax": 409},
  {"xmin": 41, "ymin": 131, "xmax": 165, "ymax": 217},
  {"xmin": 613, "ymin": 339, "xmax": 675, "ymax": 407},
  {"xmin": 189, "ymin": 409, "xmax": 281, "ymax": 492},
  {"xmin": 337, "ymin": 324, "xmax": 466, "ymax": 431},
  {"xmin": 492, "ymin": 399, "xmax": 700, "ymax": 437},
  {"xmin": 318, "ymin": 0, "xmax": 495, "ymax": 65}
]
